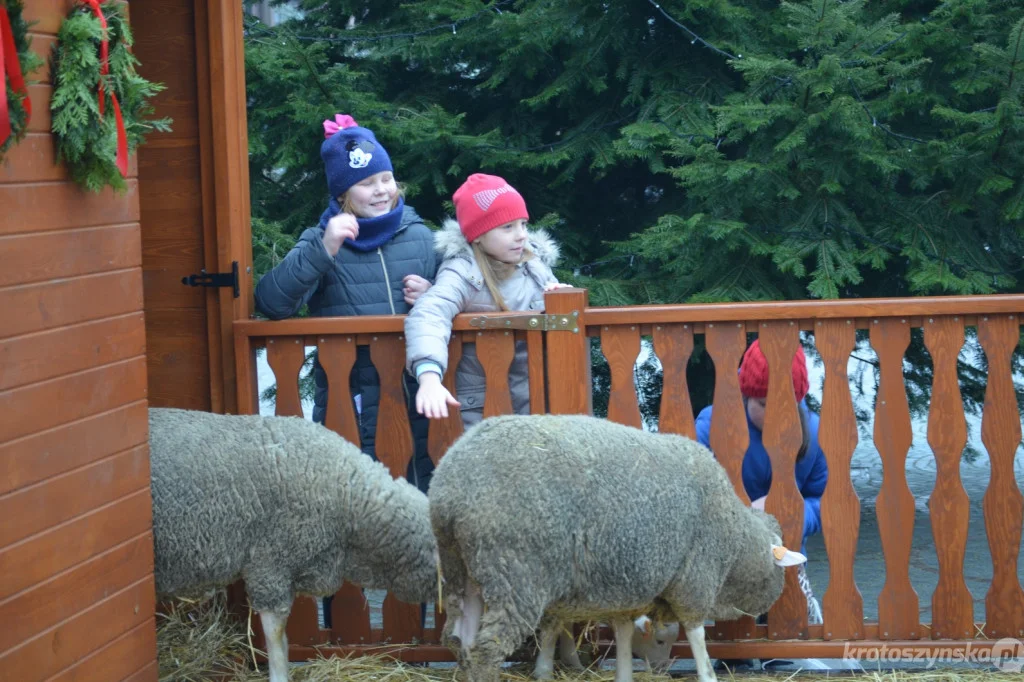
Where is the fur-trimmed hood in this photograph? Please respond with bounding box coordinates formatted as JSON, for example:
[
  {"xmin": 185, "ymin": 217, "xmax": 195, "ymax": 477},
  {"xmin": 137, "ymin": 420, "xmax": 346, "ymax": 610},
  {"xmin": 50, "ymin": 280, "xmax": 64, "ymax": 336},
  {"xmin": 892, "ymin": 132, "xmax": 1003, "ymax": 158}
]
[{"xmin": 434, "ymin": 218, "xmax": 560, "ymax": 268}]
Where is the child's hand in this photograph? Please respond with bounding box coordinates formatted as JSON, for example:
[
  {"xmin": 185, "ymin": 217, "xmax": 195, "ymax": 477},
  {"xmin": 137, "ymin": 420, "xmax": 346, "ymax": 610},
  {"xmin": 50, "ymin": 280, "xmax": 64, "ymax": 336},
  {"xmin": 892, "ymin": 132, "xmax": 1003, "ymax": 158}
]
[
  {"xmin": 544, "ymin": 282, "xmax": 572, "ymax": 292},
  {"xmin": 323, "ymin": 213, "xmax": 359, "ymax": 257},
  {"xmin": 416, "ymin": 373, "xmax": 461, "ymax": 419},
  {"xmin": 751, "ymin": 496, "xmax": 767, "ymax": 511},
  {"xmin": 403, "ymin": 274, "xmax": 432, "ymax": 305}
]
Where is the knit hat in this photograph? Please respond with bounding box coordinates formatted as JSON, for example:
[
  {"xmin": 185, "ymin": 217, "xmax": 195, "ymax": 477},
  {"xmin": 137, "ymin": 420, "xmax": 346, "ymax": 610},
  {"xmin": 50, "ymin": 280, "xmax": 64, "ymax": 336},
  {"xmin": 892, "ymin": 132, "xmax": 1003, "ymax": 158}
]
[
  {"xmin": 452, "ymin": 173, "xmax": 529, "ymax": 243},
  {"xmin": 738, "ymin": 339, "xmax": 809, "ymax": 402},
  {"xmin": 320, "ymin": 114, "xmax": 393, "ymax": 199}
]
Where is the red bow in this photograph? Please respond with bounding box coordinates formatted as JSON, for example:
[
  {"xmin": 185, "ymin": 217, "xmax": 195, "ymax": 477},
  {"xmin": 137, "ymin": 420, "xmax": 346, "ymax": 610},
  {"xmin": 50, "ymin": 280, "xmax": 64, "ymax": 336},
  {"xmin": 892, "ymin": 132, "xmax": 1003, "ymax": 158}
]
[
  {"xmin": 1, "ymin": 5, "xmax": 31, "ymax": 147},
  {"xmin": 79, "ymin": 0, "xmax": 128, "ymax": 176}
]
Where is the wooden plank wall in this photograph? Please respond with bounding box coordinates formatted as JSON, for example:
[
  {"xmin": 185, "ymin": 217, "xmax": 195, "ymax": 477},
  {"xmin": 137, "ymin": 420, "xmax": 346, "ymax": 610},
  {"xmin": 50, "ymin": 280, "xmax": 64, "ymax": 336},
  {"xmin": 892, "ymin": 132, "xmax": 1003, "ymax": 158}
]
[
  {"xmin": 0, "ymin": 1, "xmax": 157, "ymax": 681},
  {"xmin": 131, "ymin": 0, "xmax": 214, "ymax": 411}
]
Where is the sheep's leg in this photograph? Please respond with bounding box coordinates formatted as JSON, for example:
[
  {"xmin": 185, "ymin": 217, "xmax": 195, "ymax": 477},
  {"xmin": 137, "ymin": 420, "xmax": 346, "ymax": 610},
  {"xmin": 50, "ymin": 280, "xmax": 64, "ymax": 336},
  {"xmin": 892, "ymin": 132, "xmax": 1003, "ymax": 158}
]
[
  {"xmin": 259, "ymin": 608, "xmax": 291, "ymax": 682},
  {"xmin": 532, "ymin": 620, "xmax": 560, "ymax": 680},
  {"xmin": 558, "ymin": 627, "xmax": 584, "ymax": 670},
  {"xmin": 683, "ymin": 622, "xmax": 717, "ymax": 682},
  {"xmin": 611, "ymin": 618, "xmax": 635, "ymax": 682},
  {"xmin": 460, "ymin": 580, "xmax": 484, "ymax": 649}
]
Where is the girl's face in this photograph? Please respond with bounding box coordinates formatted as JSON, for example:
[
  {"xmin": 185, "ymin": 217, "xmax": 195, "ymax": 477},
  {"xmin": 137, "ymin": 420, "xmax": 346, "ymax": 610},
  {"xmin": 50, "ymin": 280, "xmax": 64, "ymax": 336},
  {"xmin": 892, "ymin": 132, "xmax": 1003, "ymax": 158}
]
[
  {"xmin": 746, "ymin": 396, "xmax": 767, "ymax": 431},
  {"xmin": 475, "ymin": 219, "xmax": 528, "ymax": 264},
  {"xmin": 343, "ymin": 171, "xmax": 397, "ymax": 218}
]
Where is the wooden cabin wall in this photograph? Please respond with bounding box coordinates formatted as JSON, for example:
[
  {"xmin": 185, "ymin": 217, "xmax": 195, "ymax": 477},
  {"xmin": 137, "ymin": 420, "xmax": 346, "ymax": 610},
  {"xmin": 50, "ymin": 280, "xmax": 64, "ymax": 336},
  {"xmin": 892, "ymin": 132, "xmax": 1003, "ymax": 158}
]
[{"xmin": 0, "ymin": 2, "xmax": 158, "ymax": 681}]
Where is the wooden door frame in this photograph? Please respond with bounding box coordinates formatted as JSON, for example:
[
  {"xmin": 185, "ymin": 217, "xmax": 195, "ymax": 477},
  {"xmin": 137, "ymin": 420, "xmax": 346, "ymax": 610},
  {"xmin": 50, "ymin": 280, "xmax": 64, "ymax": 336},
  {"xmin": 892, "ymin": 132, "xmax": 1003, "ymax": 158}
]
[{"xmin": 196, "ymin": 0, "xmax": 253, "ymax": 414}]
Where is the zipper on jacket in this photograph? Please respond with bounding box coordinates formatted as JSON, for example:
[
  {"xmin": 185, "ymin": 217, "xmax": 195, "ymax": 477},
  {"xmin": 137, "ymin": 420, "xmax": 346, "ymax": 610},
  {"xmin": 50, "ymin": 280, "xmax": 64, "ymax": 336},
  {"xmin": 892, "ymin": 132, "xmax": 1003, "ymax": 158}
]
[{"xmin": 378, "ymin": 247, "xmax": 397, "ymax": 315}]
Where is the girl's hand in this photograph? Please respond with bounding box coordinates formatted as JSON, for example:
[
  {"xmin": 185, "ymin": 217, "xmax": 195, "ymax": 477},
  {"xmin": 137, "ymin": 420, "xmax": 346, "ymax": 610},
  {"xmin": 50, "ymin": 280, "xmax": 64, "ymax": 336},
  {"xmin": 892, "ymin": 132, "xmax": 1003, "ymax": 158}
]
[
  {"xmin": 403, "ymin": 274, "xmax": 432, "ymax": 305},
  {"xmin": 416, "ymin": 373, "xmax": 461, "ymax": 419},
  {"xmin": 323, "ymin": 213, "xmax": 359, "ymax": 257},
  {"xmin": 544, "ymin": 282, "xmax": 572, "ymax": 292},
  {"xmin": 751, "ymin": 496, "xmax": 767, "ymax": 511}
]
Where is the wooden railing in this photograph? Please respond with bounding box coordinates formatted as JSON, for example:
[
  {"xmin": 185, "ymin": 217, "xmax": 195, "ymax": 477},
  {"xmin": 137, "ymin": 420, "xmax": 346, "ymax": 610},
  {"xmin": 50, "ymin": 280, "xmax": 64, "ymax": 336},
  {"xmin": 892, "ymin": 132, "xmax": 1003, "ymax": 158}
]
[{"xmin": 233, "ymin": 290, "xmax": 1024, "ymax": 662}]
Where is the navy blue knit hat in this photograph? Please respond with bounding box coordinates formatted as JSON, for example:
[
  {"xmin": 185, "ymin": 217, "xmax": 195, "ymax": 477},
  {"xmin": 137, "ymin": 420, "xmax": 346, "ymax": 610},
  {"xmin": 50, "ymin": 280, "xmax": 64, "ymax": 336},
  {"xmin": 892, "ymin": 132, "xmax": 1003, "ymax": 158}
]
[{"xmin": 320, "ymin": 114, "xmax": 393, "ymax": 199}]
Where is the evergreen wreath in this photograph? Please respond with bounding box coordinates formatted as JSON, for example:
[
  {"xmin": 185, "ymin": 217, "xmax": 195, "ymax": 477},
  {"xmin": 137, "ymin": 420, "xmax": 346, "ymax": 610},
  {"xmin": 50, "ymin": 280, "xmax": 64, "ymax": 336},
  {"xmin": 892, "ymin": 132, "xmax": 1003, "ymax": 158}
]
[
  {"xmin": 51, "ymin": 0, "xmax": 171, "ymax": 192},
  {"xmin": 1, "ymin": 0, "xmax": 42, "ymax": 160}
]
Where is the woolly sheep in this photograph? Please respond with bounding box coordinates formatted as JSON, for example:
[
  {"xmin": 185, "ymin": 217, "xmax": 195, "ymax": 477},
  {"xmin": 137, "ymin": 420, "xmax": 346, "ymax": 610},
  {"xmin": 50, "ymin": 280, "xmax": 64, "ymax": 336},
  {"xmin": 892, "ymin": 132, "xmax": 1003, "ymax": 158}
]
[
  {"xmin": 149, "ymin": 408, "xmax": 437, "ymax": 682},
  {"xmin": 429, "ymin": 414, "xmax": 805, "ymax": 682},
  {"xmin": 528, "ymin": 616, "xmax": 677, "ymax": 676},
  {"xmin": 632, "ymin": 615, "xmax": 680, "ymax": 672}
]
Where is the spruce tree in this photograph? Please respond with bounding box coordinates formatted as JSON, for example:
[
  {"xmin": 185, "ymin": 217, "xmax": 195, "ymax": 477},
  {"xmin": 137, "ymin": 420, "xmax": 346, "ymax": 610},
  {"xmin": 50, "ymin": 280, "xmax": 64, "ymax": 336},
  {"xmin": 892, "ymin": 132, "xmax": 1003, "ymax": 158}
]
[{"xmin": 244, "ymin": 0, "xmax": 1024, "ymax": 423}]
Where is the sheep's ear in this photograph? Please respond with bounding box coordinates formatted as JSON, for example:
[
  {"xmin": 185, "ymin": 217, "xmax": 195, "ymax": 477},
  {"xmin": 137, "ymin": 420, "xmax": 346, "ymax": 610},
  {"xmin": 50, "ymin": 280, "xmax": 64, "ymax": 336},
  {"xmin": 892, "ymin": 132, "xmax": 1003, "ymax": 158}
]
[
  {"xmin": 634, "ymin": 614, "xmax": 653, "ymax": 636},
  {"xmin": 771, "ymin": 544, "xmax": 807, "ymax": 567}
]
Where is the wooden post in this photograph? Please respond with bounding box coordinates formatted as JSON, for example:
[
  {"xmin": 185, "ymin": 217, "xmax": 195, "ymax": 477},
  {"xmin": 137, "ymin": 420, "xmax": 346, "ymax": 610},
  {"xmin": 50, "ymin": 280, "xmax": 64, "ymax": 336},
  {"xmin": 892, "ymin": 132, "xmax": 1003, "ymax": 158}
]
[{"xmin": 544, "ymin": 288, "xmax": 592, "ymax": 415}]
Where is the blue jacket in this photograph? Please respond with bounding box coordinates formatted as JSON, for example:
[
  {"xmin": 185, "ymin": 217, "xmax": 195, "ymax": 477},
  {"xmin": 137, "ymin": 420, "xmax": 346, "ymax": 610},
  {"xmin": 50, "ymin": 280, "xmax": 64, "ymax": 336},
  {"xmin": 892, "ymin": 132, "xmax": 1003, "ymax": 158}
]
[
  {"xmin": 695, "ymin": 401, "xmax": 828, "ymax": 552},
  {"xmin": 253, "ymin": 205, "xmax": 438, "ymax": 491}
]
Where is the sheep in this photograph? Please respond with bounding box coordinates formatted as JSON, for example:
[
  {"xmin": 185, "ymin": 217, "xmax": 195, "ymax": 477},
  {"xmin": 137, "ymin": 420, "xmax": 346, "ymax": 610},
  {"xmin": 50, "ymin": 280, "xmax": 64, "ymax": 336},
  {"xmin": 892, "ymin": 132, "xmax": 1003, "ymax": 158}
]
[
  {"xmin": 149, "ymin": 408, "xmax": 437, "ymax": 682},
  {"xmin": 525, "ymin": 616, "xmax": 677, "ymax": 678},
  {"xmin": 632, "ymin": 615, "xmax": 680, "ymax": 673},
  {"xmin": 514, "ymin": 614, "xmax": 676, "ymax": 676},
  {"xmin": 429, "ymin": 413, "xmax": 806, "ymax": 682}
]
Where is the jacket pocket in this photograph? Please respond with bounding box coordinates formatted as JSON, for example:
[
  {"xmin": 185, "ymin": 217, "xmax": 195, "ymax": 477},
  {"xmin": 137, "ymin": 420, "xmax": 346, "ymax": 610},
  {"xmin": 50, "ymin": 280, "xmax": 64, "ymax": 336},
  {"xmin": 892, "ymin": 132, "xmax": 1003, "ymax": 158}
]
[{"xmin": 457, "ymin": 387, "xmax": 487, "ymax": 413}]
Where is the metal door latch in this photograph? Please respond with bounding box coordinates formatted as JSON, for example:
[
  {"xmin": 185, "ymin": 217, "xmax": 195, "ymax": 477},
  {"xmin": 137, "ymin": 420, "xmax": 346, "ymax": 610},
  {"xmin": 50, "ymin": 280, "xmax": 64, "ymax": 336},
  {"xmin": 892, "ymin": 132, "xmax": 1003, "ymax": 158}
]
[{"xmin": 182, "ymin": 261, "xmax": 240, "ymax": 298}]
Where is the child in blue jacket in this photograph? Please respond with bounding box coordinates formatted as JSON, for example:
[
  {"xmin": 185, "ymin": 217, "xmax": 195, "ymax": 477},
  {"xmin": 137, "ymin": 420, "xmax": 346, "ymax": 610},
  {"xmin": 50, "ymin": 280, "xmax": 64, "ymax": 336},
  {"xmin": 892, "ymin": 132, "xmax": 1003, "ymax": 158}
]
[{"xmin": 695, "ymin": 339, "xmax": 827, "ymax": 633}]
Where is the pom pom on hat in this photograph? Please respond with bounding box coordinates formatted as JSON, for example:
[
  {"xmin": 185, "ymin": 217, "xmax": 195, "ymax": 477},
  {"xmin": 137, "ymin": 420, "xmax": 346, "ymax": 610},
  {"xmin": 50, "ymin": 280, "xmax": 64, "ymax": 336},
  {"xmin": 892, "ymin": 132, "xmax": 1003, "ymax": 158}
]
[
  {"xmin": 452, "ymin": 173, "xmax": 529, "ymax": 243},
  {"xmin": 320, "ymin": 113, "xmax": 393, "ymax": 199},
  {"xmin": 738, "ymin": 339, "xmax": 809, "ymax": 402}
]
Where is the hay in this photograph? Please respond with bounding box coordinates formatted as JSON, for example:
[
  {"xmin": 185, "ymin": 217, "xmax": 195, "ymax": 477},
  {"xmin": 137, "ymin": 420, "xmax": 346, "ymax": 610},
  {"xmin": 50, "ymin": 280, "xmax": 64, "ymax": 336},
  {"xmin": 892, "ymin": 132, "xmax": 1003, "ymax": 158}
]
[
  {"xmin": 156, "ymin": 593, "xmax": 261, "ymax": 682},
  {"xmin": 156, "ymin": 597, "xmax": 1021, "ymax": 682}
]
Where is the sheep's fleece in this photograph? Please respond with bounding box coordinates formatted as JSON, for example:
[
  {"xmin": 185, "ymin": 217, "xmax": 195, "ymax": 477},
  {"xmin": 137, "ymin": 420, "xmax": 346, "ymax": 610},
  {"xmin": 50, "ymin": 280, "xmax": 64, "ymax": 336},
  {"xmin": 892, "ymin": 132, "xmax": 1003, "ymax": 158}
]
[
  {"xmin": 430, "ymin": 414, "xmax": 801, "ymax": 682},
  {"xmin": 149, "ymin": 408, "xmax": 437, "ymax": 610}
]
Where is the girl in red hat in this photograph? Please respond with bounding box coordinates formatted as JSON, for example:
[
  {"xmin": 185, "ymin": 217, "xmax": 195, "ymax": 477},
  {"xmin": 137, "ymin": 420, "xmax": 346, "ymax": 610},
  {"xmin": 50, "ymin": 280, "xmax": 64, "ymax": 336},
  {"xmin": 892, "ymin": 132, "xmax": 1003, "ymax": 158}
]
[
  {"xmin": 695, "ymin": 339, "xmax": 828, "ymax": 639},
  {"xmin": 404, "ymin": 174, "xmax": 570, "ymax": 426}
]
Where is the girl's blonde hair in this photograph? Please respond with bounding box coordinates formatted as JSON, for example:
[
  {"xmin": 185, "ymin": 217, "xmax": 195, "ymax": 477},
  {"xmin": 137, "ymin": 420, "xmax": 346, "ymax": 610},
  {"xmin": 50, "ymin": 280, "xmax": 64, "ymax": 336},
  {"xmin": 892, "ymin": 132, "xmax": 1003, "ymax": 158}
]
[
  {"xmin": 339, "ymin": 181, "xmax": 406, "ymax": 216},
  {"xmin": 472, "ymin": 241, "xmax": 534, "ymax": 312}
]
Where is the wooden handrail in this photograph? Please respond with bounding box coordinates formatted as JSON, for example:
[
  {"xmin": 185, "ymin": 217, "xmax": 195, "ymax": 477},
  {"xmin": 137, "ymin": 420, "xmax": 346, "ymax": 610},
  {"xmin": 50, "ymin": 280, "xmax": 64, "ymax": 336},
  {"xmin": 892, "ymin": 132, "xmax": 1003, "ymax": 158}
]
[
  {"xmin": 235, "ymin": 293, "xmax": 1024, "ymax": 338},
  {"xmin": 585, "ymin": 294, "xmax": 1024, "ymax": 325}
]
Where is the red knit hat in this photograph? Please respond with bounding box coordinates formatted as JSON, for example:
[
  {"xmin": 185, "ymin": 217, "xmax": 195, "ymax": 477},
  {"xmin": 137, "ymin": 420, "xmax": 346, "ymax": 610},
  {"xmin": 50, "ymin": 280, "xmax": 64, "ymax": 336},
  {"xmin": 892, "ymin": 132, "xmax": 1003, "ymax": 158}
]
[
  {"xmin": 452, "ymin": 173, "xmax": 529, "ymax": 243},
  {"xmin": 738, "ymin": 339, "xmax": 809, "ymax": 402}
]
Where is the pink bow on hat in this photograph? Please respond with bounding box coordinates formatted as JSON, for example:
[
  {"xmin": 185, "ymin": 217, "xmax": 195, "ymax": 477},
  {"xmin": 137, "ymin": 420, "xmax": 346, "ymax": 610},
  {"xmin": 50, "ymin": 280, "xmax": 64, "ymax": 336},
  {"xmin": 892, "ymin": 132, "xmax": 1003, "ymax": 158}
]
[{"xmin": 323, "ymin": 114, "xmax": 358, "ymax": 139}]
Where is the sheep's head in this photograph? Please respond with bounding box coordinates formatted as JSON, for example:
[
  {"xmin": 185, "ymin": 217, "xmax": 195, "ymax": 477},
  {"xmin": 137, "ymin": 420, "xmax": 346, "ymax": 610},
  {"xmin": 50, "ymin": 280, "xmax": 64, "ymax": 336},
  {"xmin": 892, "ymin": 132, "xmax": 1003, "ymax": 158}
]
[
  {"xmin": 712, "ymin": 507, "xmax": 806, "ymax": 621},
  {"xmin": 385, "ymin": 482, "xmax": 440, "ymax": 604},
  {"xmin": 632, "ymin": 615, "xmax": 679, "ymax": 672}
]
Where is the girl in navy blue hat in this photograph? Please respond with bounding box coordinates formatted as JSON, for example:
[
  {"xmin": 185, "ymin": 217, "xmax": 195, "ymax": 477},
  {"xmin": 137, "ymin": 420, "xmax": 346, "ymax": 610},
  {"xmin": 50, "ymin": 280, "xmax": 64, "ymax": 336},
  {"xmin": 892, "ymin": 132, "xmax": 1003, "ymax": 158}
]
[
  {"xmin": 255, "ymin": 114, "xmax": 438, "ymax": 629},
  {"xmin": 255, "ymin": 114, "xmax": 438, "ymax": 493}
]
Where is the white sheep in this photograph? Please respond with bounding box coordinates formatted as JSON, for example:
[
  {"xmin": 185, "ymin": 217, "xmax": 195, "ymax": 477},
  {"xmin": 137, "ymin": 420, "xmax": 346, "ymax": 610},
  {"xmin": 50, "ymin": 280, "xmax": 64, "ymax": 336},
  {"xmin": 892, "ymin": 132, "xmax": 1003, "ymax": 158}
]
[
  {"xmin": 632, "ymin": 615, "xmax": 680, "ymax": 672},
  {"xmin": 429, "ymin": 414, "xmax": 805, "ymax": 682},
  {"xmin": 149, "ymin": 408, "xmax": 437, "ymax": 682}
]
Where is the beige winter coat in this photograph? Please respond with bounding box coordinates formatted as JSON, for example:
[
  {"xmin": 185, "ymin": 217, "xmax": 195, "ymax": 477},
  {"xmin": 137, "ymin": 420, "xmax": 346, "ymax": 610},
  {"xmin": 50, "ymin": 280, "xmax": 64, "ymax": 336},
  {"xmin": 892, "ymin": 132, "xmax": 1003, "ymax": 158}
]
[{"xmin": 404, "ymin": 219, "xmax": 560, "ymax": 427}]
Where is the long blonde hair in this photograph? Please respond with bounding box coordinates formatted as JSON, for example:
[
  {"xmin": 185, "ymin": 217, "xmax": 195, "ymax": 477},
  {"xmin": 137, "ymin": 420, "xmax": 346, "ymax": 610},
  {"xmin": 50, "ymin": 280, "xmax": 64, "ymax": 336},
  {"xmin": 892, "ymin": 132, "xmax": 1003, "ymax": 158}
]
[
  {"xmin": 339, "ymin": 182, "xmax": 406, "ymax": 216},
  {"xmin": 472, "ymin": 241, "xmax": 534, "ymax": 312}
]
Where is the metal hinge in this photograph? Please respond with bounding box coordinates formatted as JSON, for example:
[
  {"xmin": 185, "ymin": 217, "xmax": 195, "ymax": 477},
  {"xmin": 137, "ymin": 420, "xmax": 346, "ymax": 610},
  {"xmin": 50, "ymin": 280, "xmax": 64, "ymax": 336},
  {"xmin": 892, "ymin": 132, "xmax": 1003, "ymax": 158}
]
[
  {"xmin": 469, "ymin": 310, "xmax": 579, "ymax": 333},
  {"xmin": 182, "ymin": 261, "xmax": 240, "ymax": 298}
]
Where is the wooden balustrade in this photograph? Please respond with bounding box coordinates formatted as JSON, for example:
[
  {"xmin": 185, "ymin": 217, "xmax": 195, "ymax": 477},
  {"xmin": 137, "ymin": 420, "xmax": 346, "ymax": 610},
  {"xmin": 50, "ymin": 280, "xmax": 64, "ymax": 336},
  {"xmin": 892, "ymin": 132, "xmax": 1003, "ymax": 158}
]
[{"xmin": 233, "ymin": 293, "xmax": 1024, "ymax": 661}]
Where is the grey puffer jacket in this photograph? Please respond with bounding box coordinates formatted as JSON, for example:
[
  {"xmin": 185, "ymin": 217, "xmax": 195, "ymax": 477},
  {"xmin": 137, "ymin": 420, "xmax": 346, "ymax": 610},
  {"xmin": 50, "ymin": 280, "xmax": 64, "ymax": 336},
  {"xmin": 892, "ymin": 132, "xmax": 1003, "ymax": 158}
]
[
  {"xmin": 404, "ymin": 219, "xmax": 560, "ymax": 427},
  {"xmin": 254, "ymin": 205, "xmax": 437, "ymax": 489}
]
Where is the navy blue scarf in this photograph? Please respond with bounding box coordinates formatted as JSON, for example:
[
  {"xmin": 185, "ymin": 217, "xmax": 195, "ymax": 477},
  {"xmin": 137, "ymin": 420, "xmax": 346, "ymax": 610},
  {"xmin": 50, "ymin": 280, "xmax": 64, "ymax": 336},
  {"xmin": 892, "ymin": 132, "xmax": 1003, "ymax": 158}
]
[{"xmin": 317, "ymin": 197, "xmax": 406, "ymax": 252}]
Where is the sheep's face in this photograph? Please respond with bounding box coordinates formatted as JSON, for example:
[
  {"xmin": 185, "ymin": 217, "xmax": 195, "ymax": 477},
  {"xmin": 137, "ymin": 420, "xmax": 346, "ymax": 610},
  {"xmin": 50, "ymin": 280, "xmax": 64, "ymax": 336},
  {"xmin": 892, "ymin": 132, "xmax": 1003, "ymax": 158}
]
[
  {"xmin": 715, "ymin": 510, "xmax": 805, "ymax": 620},
  {"xmin": 387, "ymin": 491, "xmax": 440, "ymax": 604},
  {"xmin": 632, "ymin": 615, "xmax": 679, "ymax": 671}
]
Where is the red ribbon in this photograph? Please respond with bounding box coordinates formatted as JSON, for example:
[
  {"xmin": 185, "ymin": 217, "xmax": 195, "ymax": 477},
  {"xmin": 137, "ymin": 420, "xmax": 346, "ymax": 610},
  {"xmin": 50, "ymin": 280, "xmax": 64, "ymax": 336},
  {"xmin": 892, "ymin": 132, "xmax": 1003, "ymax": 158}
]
[
  {"xmin": 79, "ymin": 0, "xmax": 128, "ymax": 176},
  {"xmin": 1, "ymin": 5, "xmax": 31, "ymax": 147}
]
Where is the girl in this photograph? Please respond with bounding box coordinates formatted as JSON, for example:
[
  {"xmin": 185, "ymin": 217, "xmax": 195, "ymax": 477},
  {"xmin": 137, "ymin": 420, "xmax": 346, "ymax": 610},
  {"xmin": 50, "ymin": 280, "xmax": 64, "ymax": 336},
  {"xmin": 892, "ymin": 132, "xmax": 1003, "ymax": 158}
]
[
  {"xmin": 404, "ymin": 173, "xmax": 569, "ymax": 426},
  {"xmin": 695, "ymin": 339, "xmax": 827, "ymax": 672},
  {"xmin": 254, "ymin": 114, "xmax": 437, "ymax": 493}
]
